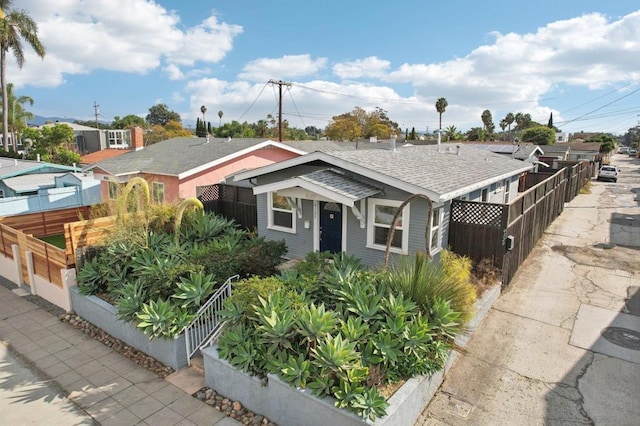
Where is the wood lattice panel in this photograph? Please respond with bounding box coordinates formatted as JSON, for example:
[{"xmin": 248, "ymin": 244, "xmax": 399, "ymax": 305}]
[{"xmin": 450, "ymin": 201, "xmax": 504, "ymax": 228}]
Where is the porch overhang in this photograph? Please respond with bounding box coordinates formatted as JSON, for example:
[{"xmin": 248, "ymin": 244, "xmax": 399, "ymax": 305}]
[
  {"xmin": 252, "ymin": 169, "xmax": 381, "ymax": 207},
  {"xmin": 252, "ymin": 169, "xmax": 381, "ymax": 228}
]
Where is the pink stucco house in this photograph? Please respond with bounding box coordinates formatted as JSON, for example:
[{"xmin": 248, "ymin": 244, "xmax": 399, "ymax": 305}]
[{"xmin": 85, "ymin": 132, "xmax": 307, "ymax": 204}]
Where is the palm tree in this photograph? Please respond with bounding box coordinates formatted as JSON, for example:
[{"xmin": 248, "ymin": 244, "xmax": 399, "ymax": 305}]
[
  {"xmin": 444, "ymin": 125, "xmax": 458, "ymax": 142},
  {"xmin": 218, "ymin": 110, "xmax": 223, "ymax": 127},
  {"xmin": 0, "ymin": 0, "xmax": 46, "ymax": 151},
  {"xmin": 505, "ymin": 113, "xmax": 515, "ymax": 142},
  {"xmin": 7, "ymin": 82, "xmax": 32, "ymax": 146},
  {"xmin": 499, "ymin": 119, "xmax": 507, "ymax": 141},
  {"xmin": 435, "ymin": 97, "xmax": 448, "ymax": 132},
  {"xmin": 200, "ymin": 105, "xmax": 207, "ymax": 124}
]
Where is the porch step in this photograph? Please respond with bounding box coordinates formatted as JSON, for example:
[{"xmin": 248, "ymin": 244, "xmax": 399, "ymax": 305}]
[{"xmin": 165, "ymin": 355, "xmax": 205, "ymax": 395}]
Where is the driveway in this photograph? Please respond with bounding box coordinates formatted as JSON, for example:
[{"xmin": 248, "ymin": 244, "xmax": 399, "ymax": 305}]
[{"xmin": 418, "ymin": 153, "xmax": 640, "ymax": 425}]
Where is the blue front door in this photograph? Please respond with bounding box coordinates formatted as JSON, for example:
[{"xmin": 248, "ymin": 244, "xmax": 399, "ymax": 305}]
[{"xmin": 320, "ymin": 202, "xmax": 342, "ymax": 253}]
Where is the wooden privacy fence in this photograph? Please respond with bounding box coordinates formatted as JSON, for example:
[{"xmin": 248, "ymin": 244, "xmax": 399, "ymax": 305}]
[
  {"xmin": 448, "ymin": 168, "xmax": 568, "ymax": 285},
  {"xmin": 0, "ymin": 223, "xmax": 72, "ymax": 288},
  {"xmin": 64, "ymin": 215, "xmax": 116, "ymax": 266},
  {"xmin": 0, "ymin": 206, "xmax": 91, "ymax": 237},
  {"xmin": 197, "ymin": 184, "xmax": 257, "ymax": 230},
  {"xmin": 539, "ymin": 161, "xmax": 594, "ymax": 202}
]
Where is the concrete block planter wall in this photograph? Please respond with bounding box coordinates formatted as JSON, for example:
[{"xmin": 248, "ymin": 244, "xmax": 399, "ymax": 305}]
[
  {"xmin": 70, "ymin": 286, "xmax": 187, "ymax": 370},
  {"xmin": 203, "ymin": 284, "xmax": 501, "ymax": 425}
]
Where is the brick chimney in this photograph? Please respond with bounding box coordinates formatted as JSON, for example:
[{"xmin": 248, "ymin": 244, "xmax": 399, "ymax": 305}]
[{"xmin": 130, "ymin": 126, "xmax": 144, "ymax": 151}]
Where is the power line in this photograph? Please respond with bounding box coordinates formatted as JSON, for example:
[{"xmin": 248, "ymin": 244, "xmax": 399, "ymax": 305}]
[{"xmin": 237, "ymin": 81, "xmax": 270, "ymax": 122}]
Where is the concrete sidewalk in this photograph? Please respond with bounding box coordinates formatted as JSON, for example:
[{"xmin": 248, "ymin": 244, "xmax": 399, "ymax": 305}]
[{"xmin": 0, "ymin": 278, "xmax": 240, "ymax": 426}]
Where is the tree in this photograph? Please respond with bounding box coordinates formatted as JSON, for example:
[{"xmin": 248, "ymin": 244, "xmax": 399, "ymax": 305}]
[
  {"xmin": 435, "ymin": 97, "xmax": 448, "ymax": 132},
  {"xmin": 547, "ymin": 112, "xmax": 553, "ymax": 129},
  {"xmin": 6, "ymin": 82, "xmax": 33, "ymax": 147},
  {"xmin": 444, "ymin": 125, "xmax": 460, "ymax": 142},
  {"xmin": 481, "ymin": 110, "xmax": 495, "ymax": 140},
  {"xmin": 499, "ymin": 119, "xmax": 507, "ymax": 141},
  {"xmin": 521, "ymin": 125, "xmax": 555, "ymax": 145},
  {"xmin": 588, "ymin": 134, "xmax": 616, "ymax": 154},
  {"xmin": 0, "ymin": 0, "xmax": 46, "ymax": 151},
  {"xmin": 144, "ymin": 120, "xmax": 191, "ymax": 145},
  {"xmin": 112, "ymin": 114, "xmax": 145, "ymax": 129},
  {"xmin": 325, "ymin": 112, "xmax": 362, "ymax": 141},
  {"xmin": 145, "ymin": 103, "xmax": 181, "ymax": 126},
  {"xmin": 218, "ymin": 110, "xmax": 223, "ymax": 127},
  {"xmin": 504, "ymin": 113, "xmax": 515, "ymax": 142},
  {"xmin": 24, "ymin": 123, "xmax": 79, "ymax": 164},
  {"xmin": 465, "ymin": 127, "xmax": 485, "ymax": 141},
  {"xmin": 200, "ymin": 105, "xmax": 207, "ymax": 125}
]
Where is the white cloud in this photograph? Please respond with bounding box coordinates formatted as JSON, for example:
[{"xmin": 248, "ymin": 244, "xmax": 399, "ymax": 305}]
[
  {"xmin": 238, "ymin": 55, "xmax": 328, "ymax": 82},
  {"xmin": 333, "ymin": 56, "xmax": 391, "ymax": 79},
  {"xmin": 12, "ymin": 0, "xmax": 241, "ymax": 87}
]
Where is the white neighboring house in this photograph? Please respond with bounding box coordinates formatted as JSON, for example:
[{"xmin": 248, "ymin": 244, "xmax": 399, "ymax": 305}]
[
  {"xmin": 0, "ymin": 158, "xmax": 100, "ymax": 216},
  {"xmin": 555, "ymin": 132, "xmax": 570, "ymax": 143}
]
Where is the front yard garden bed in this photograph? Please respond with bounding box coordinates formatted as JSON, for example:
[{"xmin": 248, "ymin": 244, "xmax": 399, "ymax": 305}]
[
  {"xmin": 70, "ymin": 286, "xmax": 189, "ymax": 369},
  {"xmin": 203, "ymin": 281, "xmax": 500, "ymax": 425}
]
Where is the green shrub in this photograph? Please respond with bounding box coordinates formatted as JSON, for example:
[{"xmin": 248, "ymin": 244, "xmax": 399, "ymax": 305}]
[{"xmin": 236, "ymin": 237, "xmax": 287, "ymax": 278}]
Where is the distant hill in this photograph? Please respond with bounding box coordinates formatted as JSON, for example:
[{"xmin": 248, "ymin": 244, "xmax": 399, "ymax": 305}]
[{"xmin": 29, "ymin": 115, "xmax": 110, "ymax": 126}]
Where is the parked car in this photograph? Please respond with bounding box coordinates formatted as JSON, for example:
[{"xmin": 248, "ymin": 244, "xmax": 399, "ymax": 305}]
[
  {"xmin": 629, "ymin": 149, "xmax": 638, "ymax": 157},
  {"xmin": 597, "ymin": 165, "xmax": 619, "ymax": 182},
  {"xmin": 618, "ymin": 146, "xmax": 629, "ymax": 154}
]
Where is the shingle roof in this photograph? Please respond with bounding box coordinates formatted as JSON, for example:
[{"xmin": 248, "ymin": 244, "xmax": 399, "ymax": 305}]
[
  {"xmin": 323, "ymin": 144, "xmax": 532, "ymax": 198},
  {"xmin": 88, "ymin": 137, "xmax": 284, "ymax": 176},
  {"xmin": 298, "ymin": 169, "xmax": 381, "ymax": 202},
  {"xmin": 238, "ymin": 144, "xmax": 534, "ymax": 202}
]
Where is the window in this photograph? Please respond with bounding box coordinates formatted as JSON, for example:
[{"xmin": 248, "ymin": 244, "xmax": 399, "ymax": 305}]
[
  {"xmin": 0, "ymin": 189, "xmax": 4, "ymax": 198},
  {"xmin": 429, "ymin": 207, "xmax": 443, "ymax": 252},
  {"xmin": 367, "ymin": 199, "xmax": 410, "ymax": 253},
  {"xmin": 268, "ymin": 192, "xmax": 295, "ymax": 232},
  {"xmin": 481, "ymin": 188, "xmax": 488, "ymax": 202},
  {"xmin": 108, "ymin": 130, "xmax": 128, "ymax": 148},
  {"xmin": 151, "ymin": 182, "xmax": 165, "ymax": 204},
  {"xmin": 108, "ymin": 182, "xmax": 119, "ymax": 200}
]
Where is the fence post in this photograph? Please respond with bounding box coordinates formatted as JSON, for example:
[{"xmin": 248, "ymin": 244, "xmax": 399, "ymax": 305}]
[
  {"xmin": 10, "ymin": 244, "xmax": 22, "ymax": 287},
  {"xmin": 25, "ymin": 250, "xmax": 37, "ymax": 296}
]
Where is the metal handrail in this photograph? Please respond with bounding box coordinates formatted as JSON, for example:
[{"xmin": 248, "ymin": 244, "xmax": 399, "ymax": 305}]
[{"xmin": 184, "ymin": 274, "xmax": 238, "ymax": 365}]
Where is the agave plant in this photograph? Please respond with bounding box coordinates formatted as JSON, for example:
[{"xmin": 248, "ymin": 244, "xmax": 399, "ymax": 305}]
[
  {"xmin": 136, "ymin": 299, "xmax": 177, "ymax": 339},
  {"xmin": 296, "ymin": 303, "xmax": 338, "ymax": 350},
  {"xmin": 310, "ymin": 334, "xmax": 359, "ymax": 375},
  {"xmin": 171, "ymin": 271, "xmax": 216, "ymax": 310},
  {"xmin": 114, "ymin": 280, "xmax": 148, "ymax": 322},
  {"xmin": 253, "ymin": 293, "xmax": 297, "ymax": 354},
  {"xmin": 351, "ymin": 386, "xmax": 389, "ymax": 421}
]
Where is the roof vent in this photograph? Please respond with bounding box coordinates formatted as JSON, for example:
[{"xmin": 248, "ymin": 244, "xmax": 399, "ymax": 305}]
[
  {"xmin": 14, "ymin": 159, "xmax": 18, "ymax": 166},
  {"xmin": 456, "ymin": 145, "xmax": 461, "ymax": 156},
  {"xmin": 205, "ymin": 135, "xmax": 210, "ymax": 144}
]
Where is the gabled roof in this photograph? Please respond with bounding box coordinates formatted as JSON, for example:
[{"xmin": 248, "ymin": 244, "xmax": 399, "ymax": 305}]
[
  {"xmin": 0, "ymin": 158, "xmax": 77, "ymax": 179},
  {"xmin": 85, "ymin": 137, "xmax": 307, "ymax": 179},
  {"xmin": 235, "ymin": 145, "xmax": 533, "ymax": 202},
  {"xmin": 253, "ymin": 169, "xmax": 381, "ymax": 207}
]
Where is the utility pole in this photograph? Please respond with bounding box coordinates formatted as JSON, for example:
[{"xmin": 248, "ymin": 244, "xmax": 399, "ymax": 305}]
[
  {"xmin": 93, "ymin": 101, "xmax": 100, "ymax": 129},
  {"xmin": 268, "ymin": 79, "xmax": 291, "ymax": 141}
]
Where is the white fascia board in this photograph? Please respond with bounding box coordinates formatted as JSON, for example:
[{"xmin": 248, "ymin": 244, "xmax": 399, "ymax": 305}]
[
  {"xmin": 235, "ymin": 151, "xmax": 441, "ymax": 201},
  {"xmin": 439, "ymin": 164, "xmax": 534, "ymax": 201},
  {"xmin": 233, "ymin": 151, "xmax": 327, "ymax": 181},
  {"xmin": 179, "ymin": 140, "xmax": 306, "ymax": 180},
  {"xmin": 252, "ymin": 177, "xmax": 358, "ymax": 207}
]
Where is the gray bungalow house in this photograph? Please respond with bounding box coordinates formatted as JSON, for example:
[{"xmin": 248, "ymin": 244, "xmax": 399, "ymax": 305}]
[{"xmin": 234, "ymin": 144, "xmax": 533, "ymax": 267}]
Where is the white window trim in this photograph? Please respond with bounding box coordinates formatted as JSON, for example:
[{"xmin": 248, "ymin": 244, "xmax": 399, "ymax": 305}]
[
  {"xmin": 503, "ymin": 179, "xmax": 510, "ymax": 203},
  {"xmin": 366, "ymin": 198, "xmax": 410, "ymax": 255},
  {"xmin": 268, "ymin": 191, "xmax": 296, "ymax": 234},
  {"xmin": 429, "ymin": 207, "xmax": 443, "ymax": 253},
  {"xmin": 152, "ymin": 182, "xmax": 165, "ymax": 204}
]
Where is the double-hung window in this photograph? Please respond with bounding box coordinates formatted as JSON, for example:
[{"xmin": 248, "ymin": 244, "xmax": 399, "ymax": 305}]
[
  {"xmin": 367, "ymin": 198, "xmax": 410, "ymax": 254},
  {"xmin": 151, "ymin": 182, "xmax": 165, "ymax": 203},
  {"xmin": 268, "ymin": 192, "xmax": 296, "ymax": 233},
  {"xmin": 108, "ymin": 182, "xmax": 119, "ymax": 200},
  {"xmin": 429, "ymin": 207, "xmax": 443, "ymax": 252}
]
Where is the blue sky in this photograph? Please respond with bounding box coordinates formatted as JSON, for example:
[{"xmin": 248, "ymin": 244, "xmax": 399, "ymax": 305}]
[{"xmin": 12, "ymin": 0, "xmax": 640, "ymax": 135}]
